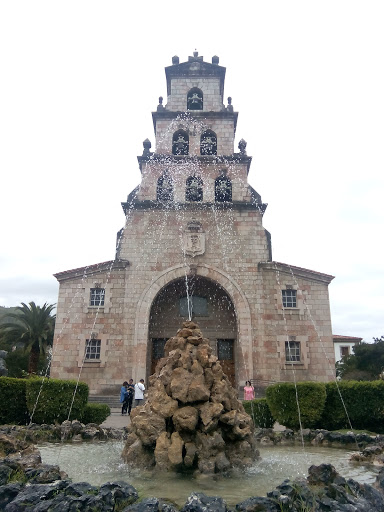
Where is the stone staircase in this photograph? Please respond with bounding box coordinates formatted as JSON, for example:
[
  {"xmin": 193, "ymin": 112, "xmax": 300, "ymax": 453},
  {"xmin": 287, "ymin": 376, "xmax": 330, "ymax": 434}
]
[{"xmin": 88, "ymin": 395, "xmax": 121, "ymax": 411}]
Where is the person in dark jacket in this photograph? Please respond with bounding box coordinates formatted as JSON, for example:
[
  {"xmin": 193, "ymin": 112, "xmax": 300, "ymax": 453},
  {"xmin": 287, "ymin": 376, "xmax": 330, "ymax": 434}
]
[{"xmin": 120, "ymin": 381, "xmax": 129, "ymax": 415}]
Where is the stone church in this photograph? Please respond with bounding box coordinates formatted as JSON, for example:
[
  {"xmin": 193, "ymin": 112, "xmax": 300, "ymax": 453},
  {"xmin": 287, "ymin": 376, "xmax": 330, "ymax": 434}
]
[{"xmin": 50, "ymin": 52, "xmax": 336, "ymax": 395}]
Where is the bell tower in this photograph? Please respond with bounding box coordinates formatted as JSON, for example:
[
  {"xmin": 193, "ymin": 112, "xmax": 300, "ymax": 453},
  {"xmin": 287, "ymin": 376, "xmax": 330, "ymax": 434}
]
[{"xmin": 51, "ymin": 52, "xmax": 335, "ymax": 396}]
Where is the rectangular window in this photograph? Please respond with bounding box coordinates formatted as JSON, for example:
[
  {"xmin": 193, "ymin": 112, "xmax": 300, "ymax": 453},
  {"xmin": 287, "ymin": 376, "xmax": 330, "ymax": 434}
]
[
  {"xmin": 285, "ymin": 340, "xmax": 301, "ymax": 362},
  {"xmin": 282, "ymin": 289, "xmax": 297, "ymax": 308},
  {"xmin": 85, "ymin": 339, "xmax": 101, "ymax": 360},
  {"xmin": 90, "ymin": 288, "xmax": 105, "ymax": 307},
  {"xmin": 340, "ymin": 346, "xmax": 350, "ymax": 357},
  {"xmin": 179, "ymin": 296, "xmax": 208, "ymax": 317},
  {"xmin": 217, "ymin": 339, "xmax": 234, "ymax": 361}
]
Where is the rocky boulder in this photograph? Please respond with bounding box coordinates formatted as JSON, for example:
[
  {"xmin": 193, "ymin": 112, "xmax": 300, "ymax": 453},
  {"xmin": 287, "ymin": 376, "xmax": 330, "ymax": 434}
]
[{"xmin": 122, "ymin": 321, "xmax": 259, "ymax": 473}]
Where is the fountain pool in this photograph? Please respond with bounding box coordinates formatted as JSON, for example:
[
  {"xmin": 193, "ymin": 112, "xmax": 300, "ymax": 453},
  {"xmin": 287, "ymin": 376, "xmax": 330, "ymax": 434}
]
[{"xmin": 38, "ymin": 441, "xmax": 378, "ymax": 507}]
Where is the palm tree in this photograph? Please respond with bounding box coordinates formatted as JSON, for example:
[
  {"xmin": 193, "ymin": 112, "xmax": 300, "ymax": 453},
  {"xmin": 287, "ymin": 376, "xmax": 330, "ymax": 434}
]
[{"xmin": 0, "ymin": 302, "xmax": 56, "ymax": 374}]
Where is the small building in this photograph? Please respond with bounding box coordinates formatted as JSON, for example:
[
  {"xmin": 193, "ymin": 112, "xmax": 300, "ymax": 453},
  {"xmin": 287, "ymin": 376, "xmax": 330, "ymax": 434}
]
[
  {"xmin": 333, "ymin": 335, "xmax": 362, "ymax": 362},
  {"xmin": 51, "ymin": 52, "xmax": 336, "ymax": 395}
]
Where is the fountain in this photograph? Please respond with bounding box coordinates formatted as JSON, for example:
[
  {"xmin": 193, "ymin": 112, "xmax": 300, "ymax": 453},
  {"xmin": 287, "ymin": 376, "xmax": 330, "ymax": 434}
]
[
  {"xmin": 5, "ymin": 51, "xmax": 381, "ymax": 510},
  {"xmin": 122, "ymin": 320, "xmax": 258, "ymax": 473}
]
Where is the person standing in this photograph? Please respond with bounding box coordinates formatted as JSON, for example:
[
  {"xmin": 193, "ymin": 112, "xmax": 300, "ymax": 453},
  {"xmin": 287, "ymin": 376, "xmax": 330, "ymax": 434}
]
[
  {"xmin": 126, "ymin": 378, "xmax": 135, "ymax": 415},
  {"xmin": 120, "ymin": 381, "xmax": 129, "ymax": 415},
  {"xmin": 134, "ymin": 379, "xmax": 145, "ymax": 407},
  {"xmin": 243, "ymin": 380, "xmax": 255, "ymax": 401}
]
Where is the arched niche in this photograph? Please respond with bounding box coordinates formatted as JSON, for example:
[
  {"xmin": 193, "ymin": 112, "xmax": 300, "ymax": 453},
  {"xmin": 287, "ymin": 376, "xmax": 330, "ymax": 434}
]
[
  {"xmin": 172, "ymin": 130, "xmax": 189, "ymax": 155},
  {"xmin": 187, "ymin": 88, "xmax": 203, "ymax": 110},
  {"xmin": 148, "ymin": 276, "xmax": 237, "ymax": 385},
  {"xmin": 157, "ymin": 174, "xmax": 173, "ymax": 202},
  {"xmin": 186, "ymin": 176, "xmax": 203, "ymax": 202},
  {"xmin": 215, "ymin": 175, "xmax": 232, "ymax": 202},
  {"xmin": 200, "ymin": 130, "xmax": 217, "ymax": 155}
]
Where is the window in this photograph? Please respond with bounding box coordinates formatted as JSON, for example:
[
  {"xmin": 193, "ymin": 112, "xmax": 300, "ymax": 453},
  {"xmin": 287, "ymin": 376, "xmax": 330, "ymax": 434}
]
[
  {"xmin": 187, "ymin": 88, "xmax": 203, "ymax": 110},
  {"xmin": 340, "ymin": 346, "xmax": 350, "ymax": 358},
  {"xmin": 172, "ymin": 130, "xmax": 189, "ymax": 155},
  {"xmin": 85, "ymin": 339, "xmax": 101, "ymax": 360},
  {"xmin": 200, "ymin": 130, "xmax": 217, "ymax": 155},
  {"xmin": 90, "ymin": 288, "xmax": 105, "ymax": 307},
  {"xmin": 282, "ymin": 289, "xmax": 296, "ymax": 308},
  {"xmin": 180, "ymin": 296, "xmax": 208, "ymax": 317},
  {"xmin": 215, "ymin": 176, "xmax": 232, "ymax": 202},
  {"xmin": 285, "ymin": 340, "xmax": 301, "ymax": 362},
  {"xmin": 186, "ymin": 176, "xmax": 203, "ymax": 202},
  {"xmin": 217, "ymin": 339, "xmax": 234, "ymax": 361},
  {"xmin": 152, "ymin": 338, "xmax": 167, "ymax": 360},
  {"xmin": 157, "ymin": 174, "xmax": 173, "ymax": 202}
]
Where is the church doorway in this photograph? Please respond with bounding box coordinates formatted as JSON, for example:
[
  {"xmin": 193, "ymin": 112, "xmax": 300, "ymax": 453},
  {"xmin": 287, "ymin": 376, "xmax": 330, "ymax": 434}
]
[{"xmin": 147, "ymin": 276, "xmax": 237, "ymax": 384}]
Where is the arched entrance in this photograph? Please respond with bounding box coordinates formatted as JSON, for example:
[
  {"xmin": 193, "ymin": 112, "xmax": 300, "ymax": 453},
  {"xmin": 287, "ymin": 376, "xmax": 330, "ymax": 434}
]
[{"xmin": 147, "ymin": 276, "xmax": 237, "ymax": 385}]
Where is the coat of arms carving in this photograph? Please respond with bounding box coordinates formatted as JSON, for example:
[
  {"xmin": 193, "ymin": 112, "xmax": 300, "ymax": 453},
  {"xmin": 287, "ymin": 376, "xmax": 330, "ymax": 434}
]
[{"xmin": 183, "ymin": 220, "xmax": 205, "ymax": 257}]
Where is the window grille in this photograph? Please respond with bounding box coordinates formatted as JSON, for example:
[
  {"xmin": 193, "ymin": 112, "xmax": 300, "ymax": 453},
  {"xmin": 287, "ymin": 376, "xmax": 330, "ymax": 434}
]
[
  {"xmin": 85, "ymin": 339, "xmax": 101, "ymax": 360},
  {"xmin": 282, "ymin": 289, "xmax": 297, "ymax": 308},
  {"xmin": 90, "ymin": 288, "xmax": 105, "ymax": 307},
  {"xmin": 285, "ymin": 340, "xmax": 301, "ymax": 362}
]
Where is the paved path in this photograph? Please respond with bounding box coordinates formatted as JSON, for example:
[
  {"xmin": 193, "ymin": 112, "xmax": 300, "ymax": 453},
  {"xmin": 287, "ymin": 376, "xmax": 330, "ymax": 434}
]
[{"xmin": 100, "ymin": 408, "xmax": 131, "ymax": 429}]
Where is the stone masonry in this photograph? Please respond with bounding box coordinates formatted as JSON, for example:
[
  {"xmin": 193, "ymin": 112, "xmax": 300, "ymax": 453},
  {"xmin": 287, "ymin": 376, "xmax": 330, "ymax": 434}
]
[{"xmin": 50, "ymin": 52, "xmax": 335, "ymax": 395}]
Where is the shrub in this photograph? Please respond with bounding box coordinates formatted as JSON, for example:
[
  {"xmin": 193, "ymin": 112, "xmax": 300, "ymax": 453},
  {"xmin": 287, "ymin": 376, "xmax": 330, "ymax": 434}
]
[
  {"xmin": 82, "ymin": 403, "xmax": 110, "ymax": 425},
  {"xmin": 25, "ymin": 377, "xmax": 88, "ymax": 424},
  {"xmin": 243, "ymin": 398, "xmax": 275, "ymax": 428},
  {"xmin": 266, "ymin": 382, "xmax": 326, "ymax": 429},
  {"xmin": 319, "ymin": 380, "xmax": 384, "ymax": 433},
  {"xmin": 0, "ymin": 377, "xmax": 29, "ymax": 425}
]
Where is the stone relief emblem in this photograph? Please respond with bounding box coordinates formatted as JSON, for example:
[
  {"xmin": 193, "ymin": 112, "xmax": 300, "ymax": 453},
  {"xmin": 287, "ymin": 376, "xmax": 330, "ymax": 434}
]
[{"xmin": 183, "ymin": 220, "xmax": 205, "ymax": 257}]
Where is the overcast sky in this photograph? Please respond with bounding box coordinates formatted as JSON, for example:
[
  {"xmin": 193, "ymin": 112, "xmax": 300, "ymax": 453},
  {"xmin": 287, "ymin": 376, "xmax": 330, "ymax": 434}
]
[{"xmin": 1, "ymin": 1, "xmax": 383, "ymax": 342}]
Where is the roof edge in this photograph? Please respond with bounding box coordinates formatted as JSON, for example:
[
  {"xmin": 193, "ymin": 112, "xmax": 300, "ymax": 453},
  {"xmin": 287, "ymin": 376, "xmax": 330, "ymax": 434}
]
[
  {"xmin": 259, "ymin": 261, "xmax": 335, "ymax": 285},
  {"xmin": 54, "ymin": 259, "xmax": 129, "ymax": 282}
]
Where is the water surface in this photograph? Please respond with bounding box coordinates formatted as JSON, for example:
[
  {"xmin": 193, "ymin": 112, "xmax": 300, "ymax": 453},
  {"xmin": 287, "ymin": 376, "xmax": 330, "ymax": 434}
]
[{"xmin": 38, "ymin": 441, "xmax": 378, "ymax": 507}]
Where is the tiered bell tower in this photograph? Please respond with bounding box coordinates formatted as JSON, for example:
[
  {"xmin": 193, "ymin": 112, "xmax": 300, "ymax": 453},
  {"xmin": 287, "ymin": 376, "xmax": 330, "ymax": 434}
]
[{"xmin": 51, "ymin": 52, "xmax": 335, "ymax": 396}]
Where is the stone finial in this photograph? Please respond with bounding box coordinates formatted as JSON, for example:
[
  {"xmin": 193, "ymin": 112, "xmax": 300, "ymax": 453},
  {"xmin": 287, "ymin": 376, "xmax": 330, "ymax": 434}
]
[
  {"xmin": 227, "ymin": 97, "xmax": 233, "ymax": 113},
  {"xmin": 157, "ymin": 96, "xmax": 165, "ymax": 112},
  {"xmin": 193, "ymin": 51, "xmax": 198, "ymax": 57},
  {"xmin": 238, "ymin": 139, "xmax": 247, "ymax": 155},
  {"xmin": 212, "ymin": 55, "xmax": 219, "ymax": 65},
  {"xmin": 172, "ymin": 55, "xmax": 179, "ymax": 65},
  {"xmin": 142, "ymin": 138, "xmax": 152, "ymax": 157}
]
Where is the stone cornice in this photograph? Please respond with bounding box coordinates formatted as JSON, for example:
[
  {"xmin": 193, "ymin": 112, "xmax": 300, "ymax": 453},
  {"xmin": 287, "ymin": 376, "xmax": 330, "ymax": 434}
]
[
  {"xmin": 258, "ymin": 261, "xmax": 335, "ymax": 285},
  {"xmin": 137, "ymin": 153, "xmax": 252, "ymax": 174},
  {"xmin": 121, "ymin": 200, "xmax": 267, "ymax": 216},
  {"xmin": 151, "ymin": 110, "xmax": 238, "ymax": 134},
  {"xmin": 54, "ymin": 259, "xmax": 129, "ymax": 282}
]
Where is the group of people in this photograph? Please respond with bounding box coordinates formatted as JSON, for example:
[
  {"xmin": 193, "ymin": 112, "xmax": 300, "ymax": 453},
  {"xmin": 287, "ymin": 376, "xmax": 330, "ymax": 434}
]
[{"xmin": 120, "ymin": 379, "xmax": 145, "ymax": 415}]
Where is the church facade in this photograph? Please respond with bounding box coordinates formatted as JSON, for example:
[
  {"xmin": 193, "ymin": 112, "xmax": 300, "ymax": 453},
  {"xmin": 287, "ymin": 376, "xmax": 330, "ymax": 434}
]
[{"xmin": 50, "ymin": 53, "xmax": 336, "ymax": 395}]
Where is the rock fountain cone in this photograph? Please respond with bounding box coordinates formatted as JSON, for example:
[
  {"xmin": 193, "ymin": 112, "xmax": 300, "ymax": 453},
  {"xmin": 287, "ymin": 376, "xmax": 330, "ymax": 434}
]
[{"xmin": 122, "ymin": 321, "xmax": 259, "ymax": 473}]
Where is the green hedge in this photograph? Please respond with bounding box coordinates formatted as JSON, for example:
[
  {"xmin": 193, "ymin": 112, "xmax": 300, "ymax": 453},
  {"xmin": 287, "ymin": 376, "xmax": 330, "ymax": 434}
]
[
  {"xmin": 266, "ymin": 382, "xmax": 326, "ymax": 429},
  {"xmin": 82, "ymin": 403, "xmax": 110, "ymax": 425},
  {"xmin": 25, "ymin": 378, "xmax": 89, "ymax": 424},
  {"xmin": 319, "ymin": 380, "xmax": 384, "ymax": 433},
  {"xmin": 0, "ymin": 377, "xmax": 29, "ymax": 425},
  {"xmin": 243, "ymin": 398, "xmax": 275, "ymax": 428}
]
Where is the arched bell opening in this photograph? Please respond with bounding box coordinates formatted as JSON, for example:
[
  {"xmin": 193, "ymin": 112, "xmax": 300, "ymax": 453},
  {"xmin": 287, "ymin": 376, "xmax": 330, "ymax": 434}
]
[
  {"xmin": 147, "ymin": 276, "xmax": 237, "ymax": 386},
  {"xmin": 187, "ymin": 87, "xmax": 203, "ymax": 110}
]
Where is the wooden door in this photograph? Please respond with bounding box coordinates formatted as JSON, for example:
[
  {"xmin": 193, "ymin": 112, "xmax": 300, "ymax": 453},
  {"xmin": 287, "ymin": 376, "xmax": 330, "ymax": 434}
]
[
  {"xmin": 217, "ymin": 339, "xmax": 235, "ymax": 386},
  {"xmin": 151, "ymin": 338, "xmax": 167, "ymax": 375}
]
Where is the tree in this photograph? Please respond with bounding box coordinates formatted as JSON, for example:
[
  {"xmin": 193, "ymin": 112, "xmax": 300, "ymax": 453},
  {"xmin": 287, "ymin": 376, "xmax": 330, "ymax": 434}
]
[
  {"xmin": 0, "ymin": 302, "xmax": 56, "ymax": 375},
  {"xmin": 337, "ymin": 336, "xmax": 384, "ymax": 380}
]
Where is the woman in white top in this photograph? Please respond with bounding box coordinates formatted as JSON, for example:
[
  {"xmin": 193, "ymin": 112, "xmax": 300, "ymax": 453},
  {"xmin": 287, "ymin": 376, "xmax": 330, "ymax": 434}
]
[{"xmin": 134, "ymin": 379, "xmax": 145, "ymax": 407}]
